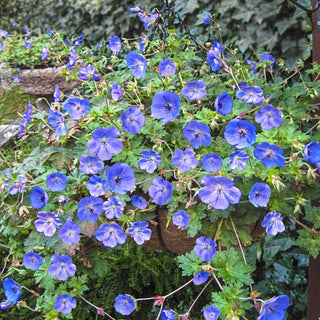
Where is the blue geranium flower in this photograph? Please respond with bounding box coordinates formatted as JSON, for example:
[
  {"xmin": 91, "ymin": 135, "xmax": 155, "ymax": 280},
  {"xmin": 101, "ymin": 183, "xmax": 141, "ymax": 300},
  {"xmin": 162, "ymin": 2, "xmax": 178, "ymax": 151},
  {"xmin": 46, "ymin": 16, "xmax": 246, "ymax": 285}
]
[
  {"xmin": 54, "ymin": 293, "xmax": 77, "ymax": 314},
  {"xmin": 3, "ymin": 278, "xmax": 21, "ymax": 305},
  {"xmin": 30, "ymin": 186, "xmax": 48, "ymax": 210},
  {"xmin": 0, "ymin": 29, "xmax": 9, "ymax": 39},
  {"xmin": 130, "ymin": 6, "xmax": 141, "ymax": 13},
  {"xmin": 87, "ymin": 127, "xmax": 123, "ymax": 161},
  {"xmin": 41, "ymin": 46, "xmax": 49, "ymax": 60},
  {"xmin": 261, "ymin": 212, "xmax": 285, "ymax": 236},
  {"xmin": 255, "ymin": 105, "xmax": 283, "ymax": 130},
  {"xmin": 172, "ymin": 210, "xmax": 190, "ymax": 229},
  {"xmin": 194, "ymin": 236, "xmax": 217, "ymax": 262},
  {"xmin": 229, "ymin": 151, "xmax": 249, "ymax": 170},
  {"xmin": 247, "ymin": 59, "xmax": 257, "ymax": 72},
  {"xmin": 172, "ymin": 148, "xmax": 198, "ymax": 172},
  {"xmin": 77, "ymin": 196, "xmax": 104, "ymax": 223},
  {"xmin": 120, "ymin": 107, "xmax": 145, "ymax": 135},
  {"xmin": 257, "ymin": 295, "xmax": 290, "ymax": 320},
  {"xmin": 161, "ymin": 309, "xmax": 177, "ymax": 320},
  {"xmin": 303, "ymin": 141, "xmax": 320, "ymax": 164},
  {"xmin": 203, "ymin": 12, "xmax": 212, "ymax": 25},
  {"xmin": 259, "ymin": 53, "xmax": 276, "ymax": 70},
  {"xmin": 58, "ymin": 218, "xmax": 81, "ymax": 245},
  {"xmin": 128, "ymin": 221, "xmax": 152, "ymax": 245},
  {"xmin": 131, "ymin": 195, "xmax": 147, "ymax": 209},
  {"xmin": 151, "ymin": 91, "xmax": 180, "ymax": 123},
  {"xmin": 79, "ymin": 155, "xmax": 104, "ymax": 175},
  {"xmin": 24, "ymin": 39, "xmax": 32, "ymax": 49},
  {"xmin": 78, "ymin": 64, "xmax": 101, "ymax": 81},
  {"xmin": 106, "ymin": 163, "xmax": 136, "ymax": 194},
  {"xmin": 86, "ymin": 175, "xmax": 107, "ymax": 197},
  {"xmin": 199, "ymin": 176, "xmax": 241, "ymax": 210},
  {"xmin": 53, "ymin": 85, "xmax": 61, "ymax": 102},
  {"xmin": 126, "ymin": 51, "xmax": 147, "ymax": 78},
  {"xmin": 139, "ymin": 36, "xmax": 149, "ymax": 52},
  {"xmin": 201, "ymin": 153, "xmax": 222, "ymax": 172},
  {"xmin": 138, "ymin": 150, "xmax": 162, "ymax": 174},
  {"xmin": 202, "ymin": 304, "xmax": 220, "ymax": 320},
  {"xmin": 207, "ymin": 41, "xmax": 223, "ymax": 72},
  {"xmin": 23, "ymin": 252, "xmax": 43, "ymax": 271},
  {"xmin": 224, "ymin": 119, "xmax": 256, "ymax": 149},
  {"xmin": 249, "ymin": 183, "xmax": 271, "ymax": 207},
  {"xmin": 236, "ymin": 85, "xmax": 264, "ymax": 105},
  {"xmin": 67, "ymin": 47, "xmax": 77, "ymax": 70},
  {"xmin": 254, "ymin": 142, "xmax": 285, "ymax": 168},
  {"xmin": 63, "ymin": 98, "xmax": 91, "ymax": 120},
  {"xmin": 114, "ymin": 294, "xmax": 135, "ymax": 315},
  {"xmin": 47, "ymin": 109, "xmax": 68, "ymax": 137},
  {"xmin": 46, "ymin": 172, "xmax": 68, "ymax": 192},
  {"xmin": 159, "ymin": 59, "xmax": 176, "ymax": 76},
  {"xmin": 103, "ymin": 196, "xmax": 124, "ymax": 219},
  {"xmin": 193, "ymin": 271, "xmax": 209, "ymax": 285},
  {"xmin": 181, "ymin": 80, "xmax": 207, "ymax": 100},
  {"xmin": 214, "ymin": 92, "xmax": 233, "ymax": 115},
  {"xmin": 148, "ymin": 177, "xmax": 173, "ymax": 205},
  {"xmin": 34, "ymin": 211, "xmax": 62, "ymax": 237},
  {"xmin": 48, "ymin": 254, "xmax": 76, "ymax": 281},
  {"xmin": 183, "ymin": 120, "xmax": 211, "ymax": 149},
  {"xmin": 109, "ymin": 35, "xmax": 122, "ymax": 53},
  {"xmin": 95, "ymin": 222, "xmax": 127, "ymax": 248},
  {"xmin": 111, "ymin": 83, "xmax": 124, "ymax": 101}
]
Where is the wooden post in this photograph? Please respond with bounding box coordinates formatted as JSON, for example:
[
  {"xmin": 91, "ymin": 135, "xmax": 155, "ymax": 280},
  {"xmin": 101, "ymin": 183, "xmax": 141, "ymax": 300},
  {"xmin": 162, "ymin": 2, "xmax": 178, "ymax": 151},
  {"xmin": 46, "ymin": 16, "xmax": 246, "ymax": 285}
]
[{"xmin": 307, "ymin": 1, "xmax": 320, "ymax": 320}]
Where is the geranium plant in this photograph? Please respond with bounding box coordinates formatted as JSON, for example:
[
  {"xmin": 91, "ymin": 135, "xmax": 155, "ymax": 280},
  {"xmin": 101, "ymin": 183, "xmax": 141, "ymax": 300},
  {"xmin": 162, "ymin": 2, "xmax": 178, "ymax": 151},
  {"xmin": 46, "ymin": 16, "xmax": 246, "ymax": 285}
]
[{"xmin": 0, "ymin": 3, "xmax": 320, "ymax": 320}]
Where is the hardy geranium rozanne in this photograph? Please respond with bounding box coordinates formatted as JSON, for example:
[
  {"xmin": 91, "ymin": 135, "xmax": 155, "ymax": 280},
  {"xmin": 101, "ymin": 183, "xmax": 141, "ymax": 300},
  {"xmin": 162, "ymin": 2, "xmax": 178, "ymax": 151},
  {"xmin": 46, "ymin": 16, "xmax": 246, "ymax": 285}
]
[
  {"xmin": 106, "ymin": 163, "xmax": 136, "ymax": 194},
  {"xmin": 54, "ymin": 293, "xmax": 77, "ymax": 314},
  {"xmin": 148, "ymin": 177, "xmax": 173, "ymax": 205},
  {"xmin": 161, "ymin": 309, "xmax": 177, "ymax": 319},
  {"xmin": 257, "ymin": 295, "xmax": 290, "ymax": 320},
  {"xmin": 236, "ymin": 85, "xmax": 264, "ymax": 105},
  {"xmin": 77, "ymin": 196, "xmax": 104, "ymax": 223},
  {"xmin": 114, "ymin": 294, "xmax": 135, "ymax": 316},
  {"xmin": 87, "ymin": 127, "xmax": 123, "ymax": 161},
  {"xmin": 172, "ymin": 210, "xmax": 190, "ymax": 229},
  {"xmin": 111, "ymin": 83, "xmax": 124, "ymax": 101},
  {"xmin": 201, "ymin": 153, "xmax": 222, "ymax": 172},
  {"xmin": 126, "ymin": 51, "xmax": 147, "ymax": 78},
  {"xmin": 131, "ymin": 195, "xmax": 147, "ymax": 209},
  {"xmin": 138, "ymin": 150, "xmax": 162, "ymax": 173},
  {"xmin": 183, "ymin": 120, "xmax": 211, "ymax": 149},
  {"xmin": 214, "ymin": 92, "xmax": 233, "ymax": 115},
  {"xmin": 261, "ymin": 212, "xmax": 285, "ymax": 236},
  {"xmin": 63, "ymin": 98, "xmax": 91, "ymax": 120},
  {"xmin": 255, "ymin": 105, "xmax": 283, "ymax": 130},
  {"xmin": 229, "ymin": 151, "xmax": 249, "ymax": 170},
  {"xmin": 159, "ymin": 59, "xmax": 176, "ymax": 76},
  {"xmin": 23, "ymin": 252, "xmax": 43, "ymax": 271},
  {"xmin": 249, "ymin": 183, "xmax": 271, "ymax": 207},
  {"xmin": 194, "ymin": 236, "xmax": 217, "ymax": 262},
  {"xmin": 58, "ymin": 218, "xmax": 81, "ymax": 245},
  {"xmin": 2, "ymin": 278, "xmax": 21, "ymax": 305},
  {"xmin": 46, "ymin": 172, "xmax": 68, "ymax": 192},
  {"xmin": 193, "ymin": 271, "xmax": 209, "ymax": 285},
  {"xmin": 30, "ymin": 186, "xmax": 48, "ymax": 210},
  {"xmin": 34, "ymin": 212, "xmax": 62, "ymax": 237},
  {"xmin": 48, "ymin": 254, "xmax": 76, "ymax": 281},
  {"xmin": 78, "ymin": 64, "xmax": 101, "ymax": 81},
  {"xmin": 79, "ymin": 155, "xmax": 104, "ymax": 175},
  {"xmin": 254, "ymin": 142, "xmax": 285, "ymax": 168},
  {"xmin": 95, "ymin": 222, "xmax": 127, "ymax": 248},
  {"xmin": 181, "ymin": 80, "xmax": 207, "ymax": 100},
  {"xmin": 151, "ymin": 91, "xmax": 180, "ymax": 123},
  {"xmin": 224, "ymin": 119, "xmax": 256, "ymax": 149},
  {"xmin": 47, "ymin": 109, "xmax": 67, "ymax": 137},
  {"xmin": 199, "ymin": 176, "xmax": 241, "ymax": 210},
  {"xmin": 128, "ymin": 221, "xmax": 152, "ymax": 245},
  {"xmin": 202, "ymin": 304, "xmax": 220, "ymax": 320},
  {"xmin": 172, "ymin": 148, "xmax": 198, "ymax": 172},
  {"xmin": 109, "ymin": 35, "xmax": 122, "ymax": 53},
  {"xmin": 303, "ymin": 141, "xmax": 320, "ymax": 164},
  {"xmin": 120, "ymin": 107, "xmax": 145, "ymax": 134},
  {"xmin": 103, "ymin": 196, "xmax": 124, "ymax": 219},
  {"xmin": 86, "ymin": 175, "xmax": 107, "ymax": 197}
]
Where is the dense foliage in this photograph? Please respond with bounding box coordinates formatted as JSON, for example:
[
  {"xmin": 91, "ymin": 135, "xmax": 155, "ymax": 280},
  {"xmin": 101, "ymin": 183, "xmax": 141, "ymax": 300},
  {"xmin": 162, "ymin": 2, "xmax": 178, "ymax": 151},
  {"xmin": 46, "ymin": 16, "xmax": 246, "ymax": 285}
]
[{"xmin": 0, "ymin": 3, "xmax": 319, "ymax": 320}]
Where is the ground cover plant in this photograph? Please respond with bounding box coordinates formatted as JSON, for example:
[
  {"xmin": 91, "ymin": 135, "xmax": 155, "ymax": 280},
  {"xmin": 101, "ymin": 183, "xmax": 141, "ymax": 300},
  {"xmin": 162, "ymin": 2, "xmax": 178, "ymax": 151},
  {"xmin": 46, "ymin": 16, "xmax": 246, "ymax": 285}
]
[{"xmin": 0, "ymin": 2, "xmax": 319, "ymax": 319}]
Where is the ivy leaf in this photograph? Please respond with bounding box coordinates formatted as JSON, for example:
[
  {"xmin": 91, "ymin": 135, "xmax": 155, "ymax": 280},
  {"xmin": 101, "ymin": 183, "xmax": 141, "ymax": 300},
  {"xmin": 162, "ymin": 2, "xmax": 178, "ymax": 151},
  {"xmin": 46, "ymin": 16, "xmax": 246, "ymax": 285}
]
[{"xmin": 296, "ymin": 229, "xmax": 320, "ymax": 258}]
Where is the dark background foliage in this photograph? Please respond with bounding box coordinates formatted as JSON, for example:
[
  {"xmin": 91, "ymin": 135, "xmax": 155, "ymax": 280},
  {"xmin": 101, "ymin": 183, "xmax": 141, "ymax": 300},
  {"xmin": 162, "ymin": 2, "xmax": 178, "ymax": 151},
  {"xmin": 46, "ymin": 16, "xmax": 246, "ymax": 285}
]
[{"xmin": 0, "ymin": 0, "xmax": 311, "ymax": 62}]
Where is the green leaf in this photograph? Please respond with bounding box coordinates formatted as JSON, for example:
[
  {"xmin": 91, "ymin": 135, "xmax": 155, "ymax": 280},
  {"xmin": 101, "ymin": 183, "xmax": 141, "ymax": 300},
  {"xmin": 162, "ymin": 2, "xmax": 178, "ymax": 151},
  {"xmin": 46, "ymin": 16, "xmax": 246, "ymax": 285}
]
[{"xmin": 178, "ymin": 251, "xmax": 203, "ymax": 276}]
